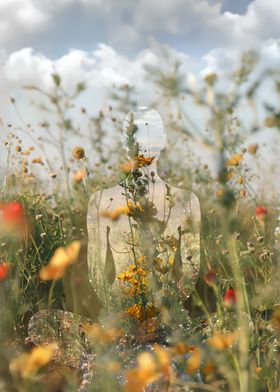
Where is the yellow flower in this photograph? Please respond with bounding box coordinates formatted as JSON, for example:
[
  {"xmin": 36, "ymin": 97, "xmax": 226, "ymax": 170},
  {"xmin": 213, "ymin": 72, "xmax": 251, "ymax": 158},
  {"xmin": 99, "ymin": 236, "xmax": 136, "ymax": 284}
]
[
  {"xmin": 264, "ymin": 116, "xmax": 277, "ymax": 128},
  {"xmin": 32, "ymin": 156, "xmax": 43, "ymax": 164},
  {"xmin": 125, "ymin": 352, "xmax": 160, "ymax": 392},
  {"xmin": 21, "ymin": 150, "xmax": 30, "ymax": 156},
  {"xmin": 72, "ymin": 146, "xmax": 85, "ymax": 160},
  {"xmin": 83, "ymin": 323, "xmax": 123, "ymax": 344},
  {"xmin": 100, "ymin": 200, "xmax": 143, "ymax": 221},
  {"xmin": 186, "ymin": 348, "xmax": 201, "ymax": 374},
  {"xmin": 121, "ymin": 155, "xmax": 155, "ymax": 173},
  {"xmin": 135, "ymin": 155, "xmax": 155, "ymax": 168},
  {"xmin": 39, "ymin": 241, "xmax": 81, "ymax": 280},
  {"xmin": 10, "ymin": 344, "xmax": 57, "ymax": 378},
  {"xmin": 227, "ymin": 170, "xmax": 235, "ymax": 181},
  {"xmin": 247, "ymin": 143, "xmax": 258, "ymax": 155},
  {"xmin": 236, "ymin": 176, "xmax": 244, "ymax": 184},
  {"xmin": 73, "ymin": 169, "xmax": 87, "ymax": 184},
  {"xmin": 120, "ymin": 160, "xmax": 137, "ymax": 173},
  {"xmin": 207, "ymin": 331, "xmax": 238, "ymax": 350},
  {"xmin": 117, "ymin": 270, "xmax": 137, "ymax": 284},
  {"xmin": 226, "ymin": 154, "xmax": 243, "ymax": 166},
  {"xmin": 126, "ymin": 303, "xmax": 156, "ymax": 321},
  {"xmin": 216, "ymin": 188, "xmax": 225, "ymax": 198}
]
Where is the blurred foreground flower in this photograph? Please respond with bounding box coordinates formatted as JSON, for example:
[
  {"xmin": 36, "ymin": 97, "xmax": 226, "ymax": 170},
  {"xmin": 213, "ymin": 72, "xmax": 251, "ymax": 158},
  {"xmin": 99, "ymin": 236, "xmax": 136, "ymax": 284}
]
[
  {"xmin": 0, "ymin": 201, "xmax": 27, "ymax": 237},
  {"xmin": 73, "ymin": 169, "xmax": 87, "ymax": 184},
  {"xmin": 39, "ymin": 241, "xmax": 81, "ymax": 280},
  {"xmin": 0, "ymin": 262, "xmax": 10, "ymax": 281},
  {"xmin": 125, "ymin": 345, "xmax": 173, "ymax": 392},
  {"xmin": 125, "ymin": 352, "xmax": 160, "ymax": 392},
  {"xmin": 185, "ymin": 347, "xmax": 201, "ymax": 374},
  {"xmin": 10, "ymin": 344, "xmax": 57, "ymax": 378},
  {"xmin": 83, "ymin": 323, "xmax": 123, "ymax": 344},
  {"xmin": 208, "ymin": 331, "xmax": 238, "ymax": 350}
]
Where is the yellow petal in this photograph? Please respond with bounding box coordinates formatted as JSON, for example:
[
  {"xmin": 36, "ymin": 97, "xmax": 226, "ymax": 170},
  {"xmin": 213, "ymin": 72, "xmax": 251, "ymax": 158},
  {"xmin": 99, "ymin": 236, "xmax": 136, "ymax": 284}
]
[{"xmin": 186, "ymin": 348, "xmax": 201, "ymax": 374}]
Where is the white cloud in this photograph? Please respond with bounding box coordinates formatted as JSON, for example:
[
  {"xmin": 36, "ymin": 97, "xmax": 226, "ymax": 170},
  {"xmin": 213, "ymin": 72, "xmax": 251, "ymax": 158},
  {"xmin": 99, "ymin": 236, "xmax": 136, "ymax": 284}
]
[
  {"xmin": 202, "ymin": 38, "xmax": 280, "ymax": 74},
  {"xmin": 0, "ymin": 0, "xmax": 280, "ymax": 57},
  {"xmin": 0, "ymin": 0, "xmax": 48, "ymax": 46}
]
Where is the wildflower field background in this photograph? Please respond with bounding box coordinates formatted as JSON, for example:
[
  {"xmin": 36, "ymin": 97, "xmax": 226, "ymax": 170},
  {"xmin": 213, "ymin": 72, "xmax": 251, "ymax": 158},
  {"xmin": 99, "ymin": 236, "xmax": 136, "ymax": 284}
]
[{"xmin": 0, "ymin": 48, "xmax": 280, "ymax": 392}]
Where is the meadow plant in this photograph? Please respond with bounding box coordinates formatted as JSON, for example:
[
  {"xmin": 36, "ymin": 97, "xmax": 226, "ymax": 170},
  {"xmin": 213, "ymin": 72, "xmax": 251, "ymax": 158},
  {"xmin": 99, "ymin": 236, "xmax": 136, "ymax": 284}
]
[{"xmin": 0, "ymin": 49, "xmax": 279, "ymax": 392}]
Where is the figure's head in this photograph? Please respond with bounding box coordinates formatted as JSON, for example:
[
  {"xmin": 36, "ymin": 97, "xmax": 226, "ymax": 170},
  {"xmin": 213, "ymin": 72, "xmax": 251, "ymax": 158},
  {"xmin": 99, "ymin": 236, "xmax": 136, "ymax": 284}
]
[{"xmin": 122, "ymin": 107, "xmax": 166, "ymax": 161}]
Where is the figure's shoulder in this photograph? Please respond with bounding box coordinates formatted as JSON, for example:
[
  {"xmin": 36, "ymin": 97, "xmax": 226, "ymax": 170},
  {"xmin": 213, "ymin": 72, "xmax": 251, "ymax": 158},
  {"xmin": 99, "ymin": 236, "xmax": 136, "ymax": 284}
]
[
  {"xmin": 88, "ymin": 184, "xmax": 126, "ymax": 209},
  {"xmin": 168, "ymin": 184, "xmax": 201, "ymax": 216},
  {"xmin": 167, "ymin": 183, "xmax": 200, "ymax": 203}
]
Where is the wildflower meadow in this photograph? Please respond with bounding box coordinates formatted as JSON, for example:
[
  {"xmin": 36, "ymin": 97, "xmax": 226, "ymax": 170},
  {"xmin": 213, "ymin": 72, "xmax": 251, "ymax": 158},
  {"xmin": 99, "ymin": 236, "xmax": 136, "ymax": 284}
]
[{"xmin": 0, "ymin": 46, "xmax": 280, "ymax": 392}]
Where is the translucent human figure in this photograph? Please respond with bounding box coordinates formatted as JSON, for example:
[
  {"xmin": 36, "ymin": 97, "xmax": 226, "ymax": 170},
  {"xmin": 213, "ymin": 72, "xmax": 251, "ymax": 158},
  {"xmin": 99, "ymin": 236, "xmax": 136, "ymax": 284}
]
[{"xmin": 87, "ymin": 108, "xmax": 200, "ymax": 300}]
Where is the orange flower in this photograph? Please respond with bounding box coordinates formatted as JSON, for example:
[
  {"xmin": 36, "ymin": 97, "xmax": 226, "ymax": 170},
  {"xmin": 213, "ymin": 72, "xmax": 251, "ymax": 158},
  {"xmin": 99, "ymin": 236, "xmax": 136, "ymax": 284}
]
[
  {"xmin": 73, "ymin": 169, "xmax": 87, "ymax": 184},
  {"xmin": 186, "ymin": 348, "xmax": 201, "ymax": 374},
  {"xmin": 39, "ymin": 241, "xmax": 81, "ymax": 280},
  {"xmin": 236, "ymin": 176, "xmax": 244, "ymax": 184},
  {"xmin": 120, "ymin": 160, "xmax": 137, "ymax": 173},
  {"xmin": 227, "ymin": 170, "xmax": 235, "ymax": 181},
  {"xmin": 125, "ymin": 352, "xmax": 160, "ymax": 392},
  {"xmin": 72, "ymin": 146, "xmax": 85, "ymax": 160},
  {"xmin": 226, "ymin": 154, "xmax": 243, "ymax": 166},
  {"xmin": 202, "ymin": 362, "xmax": 216, "ymax": 377},
  {"xmin": 208, "ymin": 331, "xmax": 238, "ymax": 350},
  {"xmin": 100, "ymin": 200, "xmax": 143, "ymax": 221},
  {"xmin": 32, "ymin": 156, "xmax": 43, "ymax": 164},
  {"xmin": 154, "ymin": 344, "xmax": 173, "ymax": 380},
  {"xmin": 117, "ymin": 270, "xmax": 138, "ymax": 284},
  {"xmin": 83, "ymin": 323, "xmax": 123, "ymax": 343},
  {"xmin": 10, "ymin": 344, "xmax": 57, "ymax": 378},
  {"xmin": 121, "ymin": 155, "xmax": 155, "ymax": 173},
  {"xmin": 126, "ymin": 303, "xmax": 156, "ymax": 321},
  {"xmin": 135, "ymin": 155, "xmax": 155, "ymax": 168},
  {"xmin": 248, "ymin": 143, "xmax": 258, "ymax": 155}
]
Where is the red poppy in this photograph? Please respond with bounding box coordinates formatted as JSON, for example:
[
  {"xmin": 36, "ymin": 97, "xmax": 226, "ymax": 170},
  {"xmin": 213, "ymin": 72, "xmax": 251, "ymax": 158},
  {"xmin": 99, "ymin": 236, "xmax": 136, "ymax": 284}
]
[
  {"xmin": 0, "ymin": 263, "xmax": 10, "ymax": 281},
  {"xmin": 1, "ymin": 202, "xmax": 24, "ymax": 223},
  {"xmin": 224, "ymin": 288, "xmax": 237, "ymax": 307},
  {"xmin": 0, "ymin": 202, "xmax": 27, "ymax": 237},
  {"xmin": 255, "ymin": 207, "xmax": 267, "ymax": 221}
]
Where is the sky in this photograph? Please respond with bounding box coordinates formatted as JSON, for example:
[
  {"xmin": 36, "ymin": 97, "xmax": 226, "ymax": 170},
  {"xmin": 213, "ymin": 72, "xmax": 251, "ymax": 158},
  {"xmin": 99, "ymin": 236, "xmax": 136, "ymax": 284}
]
[
  {"xmin": 0, "ymin": 0, "xmax": 279, "ymax": 191},
  {"xmin": 2, "ymin": 0, "xmax": 280, "ymax": 104},
  {"xmin": 0, "ymin": 0, "xmax": 268, "ymax": 57}
]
